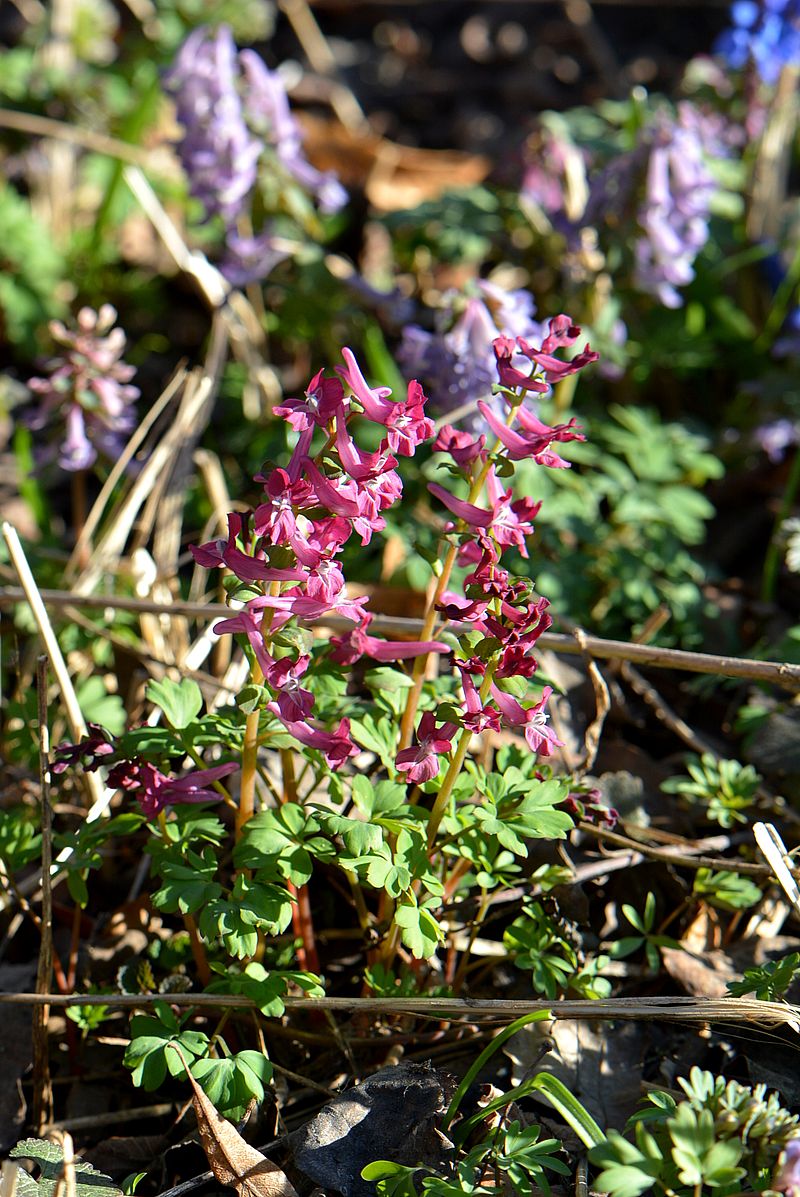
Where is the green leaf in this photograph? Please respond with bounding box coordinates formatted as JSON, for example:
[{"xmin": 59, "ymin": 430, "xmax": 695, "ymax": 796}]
[
  {"xmin": 145, "ymin": 677, "xmax": 203, "ymax": 729},
  {"xmin": 393, "ymin": 898, "xmax": 443, "ymax": 959},
  {"xmin": 124, "ymin": 1005, "xmax": 209, "ymax": 1090},
  {"xmin": 190, "ymin": 1050, "xmax": 273, "ymax": 1121},
  {"xmin": 9, "ymin": 1140, "xmax": 122, "ymax": 1197}
]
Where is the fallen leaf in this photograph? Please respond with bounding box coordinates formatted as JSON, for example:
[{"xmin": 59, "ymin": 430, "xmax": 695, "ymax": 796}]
[{"xmin": 171, "ymin": 1047, "xmax": 298, "ymax": 1197}]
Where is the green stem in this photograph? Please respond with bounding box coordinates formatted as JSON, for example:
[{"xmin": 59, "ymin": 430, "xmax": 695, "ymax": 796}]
[
  {"xmin": 397, "ymin": 432, "xmax": 508, "ymax": 751},
  {"xmin": 761, "ymin": 446, "xmax": 800, "ymax": 602},
  {"xmin": 426, "ymin": 662, "xmax": 498, "ymax": 849}
]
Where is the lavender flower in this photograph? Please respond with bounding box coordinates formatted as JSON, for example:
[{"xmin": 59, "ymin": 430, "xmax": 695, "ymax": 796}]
[
  {"xmin": 164, "ymin": 25, "xmax": 261, "ymax": 224},
  {"xmin": 398, "ymin": 282, "xmax": 545, "ymax": 423},
  {"xmin": 716, "ymin": 0, "xmax": 800, "ymax": 85},
  {"xmin": 754, "ymin": 417, "xmax": 800, "ymax": 460},
  {"xmin": 633, "ymin": 108, "xmax": 717, "ymax": 309},
  {"xmin": 164, "ymin": 25, "xmax": 346, "ymax": 284},
  {"xmin": 27, "ymin": 305, "xmax": 139, "ymax": 472},
  {"xmin": 775, "ymin": 1138, "xmax": 800, "ymax": 1197},
  {"xmin": 240, "ymin": 50, "xmax": 347, "ymax": 214}
]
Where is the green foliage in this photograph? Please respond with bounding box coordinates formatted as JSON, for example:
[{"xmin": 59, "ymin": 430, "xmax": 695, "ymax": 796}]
[
  {"xmin": 0, "ymin": 184, "xmax": 66, "ymax": 351},
  {"xmin": 9, "ymin": 1140, "xmax": 121, "ymax": 1197},
  {"xmin": 692, "ymin": 868, "xmax": 762, "ymax": 911},
  {"xmin": 589, "ymin": 1066, "xmax": 800, "ymax": 1197},
  {"xmin": 727, "ymin": 951, "xmax": 800, "ymax": 1000},
  {"xmin": 124, "ymin": 1001, "xmax": 209, "ymax": 1089},
  {"xmin": 607, "ymin": 892, "xmax": 682, "ymax": 973},
  {"xmin": 532, "ymin": 405, "xmax": 722, "ymax": 644},
  {"xmin": 504, "ymin": 900, "xmax": 611, "ymax": 999},
  {"xmin": 145, "ymin": 677, "xmax": 204, "ymax": 729},
  {"xmin": 661, "ymin": 755, "xmax": 761, "ymax": 827},
  {"xmin": 188, "ymin": 1050, "xmax": 273, "ymax": 1123}
]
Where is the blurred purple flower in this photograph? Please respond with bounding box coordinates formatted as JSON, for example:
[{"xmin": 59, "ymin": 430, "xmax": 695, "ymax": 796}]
[
  {"xmin": 716, "ymin": 0, "xmax": 800, "ymax": 85},
  {"xmin": 775, "ymin": 1138, "xmax": 800, "ymax": 1197},
  {"xmin": 754, "ymin": 417, "xmax": 800, "ymax": 461},
  {"xmin": 27, "ymin": 305, "xmax": 139, "ymax": 472},
  {"xmin": 164, "ymin": 25, "xmax": 346, "ymax": 270},
  {"xmin": 240, "ymin": 50, "xmax": 347, "ymax": 214},
  {"xmin": 398, "ymin": 281, "xmax": 545, "ymax": 423},
  {"xmin": 634, "ymin": 109, "xmax": 717, "ymax": 309},
  {"xmin": 164, "ymin": 25, "xmax": 261, "ymax": 224}
]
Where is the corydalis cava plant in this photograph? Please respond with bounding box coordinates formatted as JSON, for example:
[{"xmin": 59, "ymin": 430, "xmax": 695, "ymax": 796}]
[
  {"xmin": 26, "ymin": 304, "xmax": 138, "ymax": 471},
  {"xmin": 164, "ymin": 24, "xmax": 346, "ymax": 284},
  {"xmin": 57, "ymin": 316, "xmax": 600, "ymax": 968}
]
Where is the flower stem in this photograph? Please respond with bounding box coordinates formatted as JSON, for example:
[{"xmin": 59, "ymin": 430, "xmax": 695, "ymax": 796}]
[
  {"xmin": 280, "ymin": 747, "xmax": 321, "ymax": 976},
  {"xmin": 426, "ymin": 664, "xmax": 497, "ymax": 850}
]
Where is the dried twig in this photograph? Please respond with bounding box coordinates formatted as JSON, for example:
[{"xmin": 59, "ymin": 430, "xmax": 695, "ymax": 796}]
[
  {"xmin": 620, "ymin": 659, "xmax": 717, "ymax": 755},
  {"xmin": 1, "ymin": 588, "xmax": 797, "ymax": 687},
  {"xmin": 0, "ymin": 991, "xmax": 797, "ymax": 1027},
  {"xmin": 33, "ymin": 655, "xmax": 53, "ymax": 1133}
]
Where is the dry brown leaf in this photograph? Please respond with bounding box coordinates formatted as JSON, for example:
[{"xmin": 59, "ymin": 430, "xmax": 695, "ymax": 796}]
[
  {"xmin": 172, "ymin": 1047, "xmax": 298, "ymax": 1197},
  {"xmin": 297, "ymin": 113, "xmax": 490, "ymax": 211}
]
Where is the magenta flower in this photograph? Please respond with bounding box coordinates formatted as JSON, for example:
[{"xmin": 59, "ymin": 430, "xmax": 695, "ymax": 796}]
[
  {"xmin": 329, "ymin": 615, "xmax": 449, "ymax": 666},
  {"xmin": 395, "ymin": 712, "xmax": 458, "ymax": 784},
  {"xmin": 274, "ymin": 369, "xmax": 347, "ymax": 432},
  {"xmin": 52, "ymin": 724, "xmax": 116, "ymax": 773},
  {"xmin": 108, "ymin": 760, "xmax": 237, "ymax": 820},
  {"xmin": 384, "ymin": 380, "xmax": 435, "ymax": 457},
  {"xmin": 267, "ymin": 709, "xmax": 357, "ymax": 767},
  {"xmin": 336, "ymin": 347, "xmax": 396, "ymax": 423},
  {"xmin": 490, "ymin": 685, "xmax": 563, "ymax": 757},
  {"xmin": 336, "ymin": 418, "xmax": 398, "ymax": 482},
  {"xmin": 478, "ymin": 401, "xmax": 584, "ymax": 467},
  {"xmin": 264, "ymin": 653, "xmax": 314, "ymax": 722},
  {"xmin": 427, "ymin": 482, "xmax": 495, "ymax": 529},
  {"xmin": 433, "ymin": 424, "xmax": 486, "ymax": 469},
  {"xmin": 253, "ymin": 469, "xmax": 314, "ymax": 543},
  {"xmin": 493, "ymin": 334, "xmax": 550, "ymax": 393},
  {"xmin": 456, "ymin": 662, "xmax": 501, "ymax": 735},
  {"xmin": 191, "ymin": 513, "xmax": 306, "ymax": 583}
]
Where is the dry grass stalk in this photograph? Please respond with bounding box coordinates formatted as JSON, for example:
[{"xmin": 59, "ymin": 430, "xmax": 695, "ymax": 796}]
[{"xmin": 0, "ymin": 991, "xmax": 798, "ymax": 1029}]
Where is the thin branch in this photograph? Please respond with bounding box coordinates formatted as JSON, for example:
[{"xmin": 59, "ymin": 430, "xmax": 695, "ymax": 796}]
[
  {"xmin": 0, "ymin": 992, "xmax": 795, "ymax": 1026},
  {"xmin": 0, "ymin": 107, "xmax": 155, "ymax": 164},
  {"xmin": 2, "ymin": 585, "xmax": 799, "ymax": 687}
]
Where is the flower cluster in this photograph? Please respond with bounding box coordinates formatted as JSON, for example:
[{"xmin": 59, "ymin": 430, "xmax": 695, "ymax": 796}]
[
  {"xmin": 26, "ymin": 305, "xmax": 139, "ymax": 472},
  {"xmin": 190, "ymin": 320, "xmax": 597, "ymax": 784},
  {"xmin": 56, "ymin": 320, "xmax": 600, "ymax": 821},
  {"xmin": 398, "ymin": 281, "xmax": 545, "ymax": 425},
  {"xmin": 715, "ymin": 0, "xmax": 800, "ymax": 85},
  {"xmin": 633, "ymin": 108, "xmax": 717, "ymax": 309},
  {"xmin": 164, "ymin": 25, "xmax": 346, "ymax": 283}
]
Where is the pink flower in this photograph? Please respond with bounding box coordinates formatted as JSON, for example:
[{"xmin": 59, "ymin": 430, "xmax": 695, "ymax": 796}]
[
  {"xmin": 336, "ymin": 347, "xmax": 396, "ymax": 423},
  {"xmin": 456, "ymin": 662, "xmax": 500, "ymax": 734},
  {"xmin": 267, "ymin": 709, "xmax": 357, "ymax": 767},
  {"xmin": 384, "ymin": 381, "xmax": 435, "ymax": 457},
  {"xmin": 478, "ymin": 401, "xmax": 584, "ymax": 466},
  {"xmin": 395, "ymin": 711, "xmax": 458, "ymax": 783},
  {"xmin": 253, "ymin": 469, "xmax": 314, "ymax": 543},
  {"xmin": 329, "ymin": 615, "xmax": 449, "ymax": 665},
  {"xmin": 108, "ymin": 760, "xmax": 237, "ymax": 819},
  {"xmin": 190, "ymin": 513, "xmax": 306, "ymax": 583},
  {"xmin": 274, "ymin": 369, "xmax": 347, "ymax": 431},
  {"xmin": 492, "ymin": 334, "xmax": 550, "ymax": 393},
  {"xmin": 490, "ymin": 685, "xmax": 563, "ymax": 757},
  {"xmin": 52, "ymin": 724, "xmax": 116, "ymax": 773},
  {"xmin": 484, "ymin": 469, "xmax": 541, "ymax": 557},
  {"xmin": 264, "ymin": 653, "xmax": 314, "ymax": 722},
  {"xmin": 336, "ymin": 418, "xmax": 398, "ymax": 481},
  {"xmin": 433, "ymin": 424, "xmax": 486, "ymax": 469}
]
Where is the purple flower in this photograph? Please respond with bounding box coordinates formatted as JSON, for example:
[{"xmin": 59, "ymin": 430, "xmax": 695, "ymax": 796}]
[
  {"xmin": 398, "ymin": 282, "xmax": 546, "ymax": 424},
  {"xmin": 27, "ymin": 305, "xmax": 139, "ymax": 472},
  {"xmin": 775, "ymin": 1138, "xmax": 800, "ymax": 1197},
  {"xmin": 633, "ymin": 110, "xmax": 717, "ymax": 309},
  {"xmin": 490, "ymin": 685, "xmax": 563, "ymax": 757},
  {"xmin": 754, "ymin": 417, "xmax": 800, "ymax": 461},
  {"xmin": 164, "ymin": 25, "xmax": 261, "ymax": 224},
  {"xmin": 108, "ymin": 760, "xmax": 237, "ymax": 819},
  {"xmin": 239, "ymin": 50, "xmax": 347, "ymax": 213}
]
